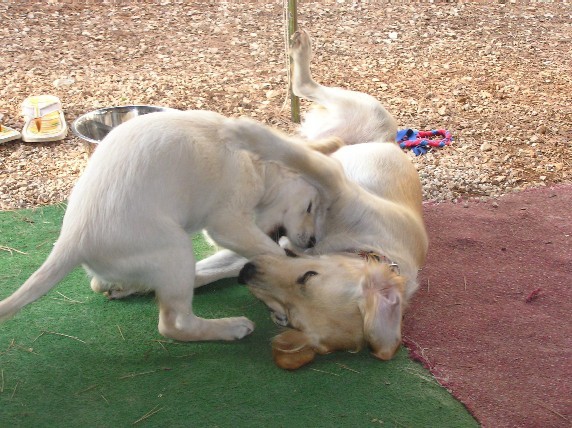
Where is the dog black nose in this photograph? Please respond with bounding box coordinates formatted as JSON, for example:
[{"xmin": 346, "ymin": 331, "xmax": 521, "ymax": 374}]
[
  {"xmin": 238, "ymin": 262, "xmax": 257, "ymax": 284},
  {"xmin": 307, "ymin": 236, "xmax": 316, "ymax": 248}
]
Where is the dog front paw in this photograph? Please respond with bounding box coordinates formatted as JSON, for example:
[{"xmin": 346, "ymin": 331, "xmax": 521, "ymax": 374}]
[{"xmin": 227, "ymin": 316, "xmax": 256, "ymax": 340}]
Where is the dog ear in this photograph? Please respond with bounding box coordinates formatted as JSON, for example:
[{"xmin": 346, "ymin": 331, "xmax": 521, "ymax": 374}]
[
  {"xmin": 271, "ymin": 329, "xmax": 317, "ymax": 370},
  {"xmin": 306, "ymin": 137, "xmax": 344, "ymax": 155},
  {"xmin": 358, "ymin": 265, "xmax": 405, "ymax": 361}
]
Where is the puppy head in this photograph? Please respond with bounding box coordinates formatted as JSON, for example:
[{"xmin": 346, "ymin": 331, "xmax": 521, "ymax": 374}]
[
  {"xmin": 272, "ymin": 176, "xmax": 325, "ymax": 249},
  {"xmin": 238, "ymin": 253, "xmax": 405, "ymax": 369}
]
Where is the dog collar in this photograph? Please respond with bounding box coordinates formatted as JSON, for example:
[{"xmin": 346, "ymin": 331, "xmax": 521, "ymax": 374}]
[{"xmin": 347, "ymin": 249, "xmax": 400, "ymax": 275}]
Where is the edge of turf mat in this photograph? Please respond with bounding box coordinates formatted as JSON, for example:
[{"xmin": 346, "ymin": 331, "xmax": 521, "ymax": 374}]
[{"xmin": 0, "ymin": 206, "xmax": 477, "ymax": 427}]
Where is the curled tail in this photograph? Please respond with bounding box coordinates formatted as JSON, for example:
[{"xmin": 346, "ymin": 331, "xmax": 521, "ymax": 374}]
[
  {"xmin": 222, "ymin": 117, "xmax": 346, "ymax": 201},
  {"xmin": 0, "ymin": 242, "xmax": 80, "ymax": 321}
]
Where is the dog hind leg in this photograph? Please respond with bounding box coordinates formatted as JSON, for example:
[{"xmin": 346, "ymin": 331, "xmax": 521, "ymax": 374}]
[
  {"xmin": 291, "ymin": 29, "xmax": 331, "ymax": 104},
  {"xmin": 291, "ymin": 29, "xmax": 397, "ymax": 144},
  {"xmin": 291, "ymin": 29, "xmax": 354, "ymax": 108},
  {"xmin": 157, "ymin": 282, "xmax": 255, "ymax": 341}
]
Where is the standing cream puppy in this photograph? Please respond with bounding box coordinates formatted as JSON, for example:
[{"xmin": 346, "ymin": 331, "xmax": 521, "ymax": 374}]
[{"xmin": 0, "ymin": 110, "xmax": 321, "ymax": 343}]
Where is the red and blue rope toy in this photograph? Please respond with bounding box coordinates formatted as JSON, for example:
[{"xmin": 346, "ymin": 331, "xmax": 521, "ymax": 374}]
[{"xmin": 396, "ymin": 128, "xmax": 453, "ymax": 156}]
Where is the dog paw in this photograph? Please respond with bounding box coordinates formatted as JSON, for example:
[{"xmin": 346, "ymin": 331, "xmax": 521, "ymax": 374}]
[
  {"xmin": 226, "ymin": 316, "xmax": 256, "ymax": 339},
  {"xmin": 158, "ymin": 315, "xmax": 255, "ymax": 342},
  {"xmin": 271, "ymin": 311, "xmax": 290, "ymax": 327},
  {"xmin": 91, "ymin": 277, "xmax": 149, "ymax": 300}
]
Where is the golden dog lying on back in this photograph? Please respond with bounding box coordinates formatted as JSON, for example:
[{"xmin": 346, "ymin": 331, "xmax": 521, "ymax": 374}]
[
  {"xmin": 207, "ymin": 30, "xmax": 427, "ymax": 369},
  {"xmin": 229, "ymin": 115, "xmax": 427, "ymax": 369}
]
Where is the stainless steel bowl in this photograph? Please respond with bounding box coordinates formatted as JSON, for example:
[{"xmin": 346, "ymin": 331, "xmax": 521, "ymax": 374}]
[{"xmin": 71, "ymin": 105, "xmax": 178, "ymax": 154}]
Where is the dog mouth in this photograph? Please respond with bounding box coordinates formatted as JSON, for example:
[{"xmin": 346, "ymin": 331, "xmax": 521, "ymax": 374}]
[
  {"xmin": 270, "ymin": 311, "xmax": 290, "ymax": 327},
  {"xmin": 238, "ymin": 262, "xmax": 257, "ymax": 285},
  {"xmin": 267, "ymin": 225, "xmax": 315, "ymax": 249},
  {"xmin": 268, "ymin": 225, "xmax": 287, "ymax": 244}
]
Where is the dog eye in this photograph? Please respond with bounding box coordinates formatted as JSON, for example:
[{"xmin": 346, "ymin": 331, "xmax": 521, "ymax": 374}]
[
  {"xmin": 306, "ymin": 202, "xmax": 312, "ymax": 213},
  {"xmin": 297, "ymin": 270, "xmax": 318, "ymax": 285}
]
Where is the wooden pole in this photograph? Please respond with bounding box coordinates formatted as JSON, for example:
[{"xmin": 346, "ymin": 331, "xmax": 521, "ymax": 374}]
[{"xmin": 287, "ymin": 0, "xmax": 300, "ymax": 123}]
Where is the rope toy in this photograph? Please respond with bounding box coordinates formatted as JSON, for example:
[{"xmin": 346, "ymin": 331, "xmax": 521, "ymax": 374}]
[{"xmin": 396, "ymin": 128, "xmax": 453, "ymax": 156}]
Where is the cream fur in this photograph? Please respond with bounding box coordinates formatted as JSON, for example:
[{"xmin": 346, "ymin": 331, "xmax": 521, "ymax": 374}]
[
  {"xmin": 0, "ymin": 110, "xmax": 323, "ymax": 343},
  {"xmin": 291, "ymin": 30, "xmax": 397, "ymax": 145}
]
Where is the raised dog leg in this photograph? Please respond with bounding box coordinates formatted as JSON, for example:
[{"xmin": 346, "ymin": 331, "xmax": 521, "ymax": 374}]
[
  {"xmin": 223, "ymin": 118, "xmax": 345, "ymax": 204},
  {"xmin": 291, "ymin": 29, "xmax": 397, "ymax": 144},
  {"xmin": 290, "ymin": 29, "xmax": 331, "ymax": 104}
]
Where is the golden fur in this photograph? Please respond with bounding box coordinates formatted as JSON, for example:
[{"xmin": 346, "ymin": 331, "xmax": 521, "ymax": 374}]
[
  {"xmin": 229, "ymin": 30, "xmax": 427, "ymax": 369},
  {"xmin": 239, "ymin": 255, "xmax": 406, "ymax": 368}
]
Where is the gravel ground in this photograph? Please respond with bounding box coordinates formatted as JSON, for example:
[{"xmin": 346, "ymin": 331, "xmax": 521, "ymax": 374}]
[{"xmin": 1, "ymin": 1, "xmax": 570, "ymax": 211}]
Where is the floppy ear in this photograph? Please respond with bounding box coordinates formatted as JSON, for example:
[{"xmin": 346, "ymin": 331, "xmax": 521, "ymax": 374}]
[
  {"xmin": 306, "ymin": 137, "xmax": 344, "ymax": 155},
  {"xmin": 359, "ymin": 266, "xmax": 405, "ymax": 361},
  {"xmin": 272, "ymin": 329, "xmax": 317, "ymax": 370}
]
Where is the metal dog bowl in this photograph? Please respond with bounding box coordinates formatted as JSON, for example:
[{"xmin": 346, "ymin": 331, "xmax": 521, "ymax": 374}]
[{"xmin": 72, "ymin": 105, "xmax": 177, "ymax": 154}]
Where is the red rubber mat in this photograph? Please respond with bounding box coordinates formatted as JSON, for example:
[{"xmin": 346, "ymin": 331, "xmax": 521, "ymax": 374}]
[{"xmin": 403, "ymin": 185, "xmax": 571, "ymax": 427}]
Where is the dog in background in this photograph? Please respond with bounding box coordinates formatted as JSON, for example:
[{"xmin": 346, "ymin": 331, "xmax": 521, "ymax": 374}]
[{"xmin": 0, "ymin": 110, "xmax": 324, "ymax": 344}]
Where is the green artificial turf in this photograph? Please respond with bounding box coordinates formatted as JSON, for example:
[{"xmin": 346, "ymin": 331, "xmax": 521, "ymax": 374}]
[{"xmin": 0, "ymin": 205, "xmax": 477, "ymax": 427}]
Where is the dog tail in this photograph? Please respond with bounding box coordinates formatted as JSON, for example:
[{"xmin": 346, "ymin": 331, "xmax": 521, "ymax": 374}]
[
  {"xmin": 223, "ymin": 117, "xmax": 346, "ymax": 201},
  {"xmin": 0, "ymin": 240, "xmax": 79, "ymax": 322}
]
